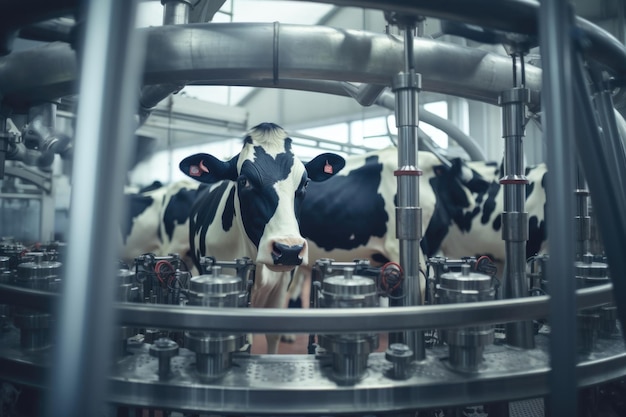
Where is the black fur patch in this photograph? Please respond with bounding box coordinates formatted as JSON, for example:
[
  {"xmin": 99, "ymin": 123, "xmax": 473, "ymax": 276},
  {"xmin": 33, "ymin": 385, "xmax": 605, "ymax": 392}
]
[{"xmin": 300, "ymin": 155, "xmax": 388, "ymax": 251}]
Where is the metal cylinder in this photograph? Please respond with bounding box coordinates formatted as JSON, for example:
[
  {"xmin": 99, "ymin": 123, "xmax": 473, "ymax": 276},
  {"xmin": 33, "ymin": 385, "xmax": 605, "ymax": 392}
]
[
  {"xmin": 184, "ymin": 266, "xmax": 247, "ymax": 379},
  {"xmin": 117, "ymin": 268, "xmax": 140, "ymax": 303},
  {"xmin": 438, "ymin": 265, "xmax": 495, "ymax": 373},
  {"xmin": 117, "ymin": 268, "xmax": 140, "ymax": 355},
  {"xmin": 499, "ymin": 87, "xmax": 535, "ymax": 350},
  {"xmin": 161, "ymin": 0, "xmax": 191, "ymax": 25},
  {"xmin": 16, "ymin": 253, "xmax": 62, "ymax": 290},
  {"xmin": 575, "ymin": 254, "xmax": 612, "ymax": 353},
  {"xmin": 391, "ymin": 24, "xmax": 425, "ymax": 361},
  {"xmin": 317, "ymin": 268, "xmax": 379, "ymax": 384},
  {"xmin": 149, "ymin": 337, "xmax": 179, "ymax": 379},
  {"xmin": 0, "ymin": 256, "xmax": 12, "ymax": 329},
  {"xmin": 13, "ymin": 253, "xmax": 61, "ymax": 350}
]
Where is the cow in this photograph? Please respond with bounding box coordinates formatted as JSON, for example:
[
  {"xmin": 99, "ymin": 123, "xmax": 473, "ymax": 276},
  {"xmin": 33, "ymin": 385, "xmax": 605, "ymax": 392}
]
[
  {"xmin": 119, "ymin": 180, "xmax": 204, "ymax": 273},
  {"xmin": 422, "ymin": 157, "xmax": 548, "ymax": 278},
  {"xmin": 289, "ymin": 146, "xmax": 442, "ymax": 304},
  {"xmin": 288, "ymin": 149, "xmax": 548, "ymax": 311},
  {"xmin": 178, "ymin": 122, "xmax": 345, "ymax": 354}
]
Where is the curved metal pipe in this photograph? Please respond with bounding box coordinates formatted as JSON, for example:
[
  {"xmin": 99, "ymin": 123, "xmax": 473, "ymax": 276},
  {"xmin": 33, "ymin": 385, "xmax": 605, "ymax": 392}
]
[
  {"xmin": 0, "ymin": 282, "xmax": 612, "ymax": 333},
  {"xmin": 376, "ymin": 89, "xmax": 486, "ymax": 161},
  {"xmin": 342, "ymin": 82, "xmax": 485, "ymax": 161},
  {"xmin": 0, "ymin": 0, "xmax": 78, "ymax": 55},
  {"xmin": 286, "ymin": 0, "xmax": 626, "ymax": 77},
  {"xmin": 0, "ymin": 23, "xmax": 542, "ymax": 110}
]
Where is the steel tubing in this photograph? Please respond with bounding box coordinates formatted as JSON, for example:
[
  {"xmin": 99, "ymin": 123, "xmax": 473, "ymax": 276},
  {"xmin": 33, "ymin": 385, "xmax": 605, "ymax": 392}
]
[
  {"xmin": 499, "ymin": 87, "xmax": 534, "ymax": 349},
  {"xmin": 572, "ymin": 55, "xmax": 626, "ymax": 348},
  {"xmin": 539, "ymin": 2, "xmax": 578, "ymax": 416},
  {"xmin": 0, "ymin": 281, "xmax": 614, "ymax": 333},
  {"xmin": 286, "ymin": 0, "xmax": 626, "ymax": 77},
  {"xmin": 393, "ymin": 22, "xmax": 425, "ymax": 361},
  {"xmin": 108, "ymin": 283, "xmax": 614, "ymax": 334},
  {"xmin": 0, "ymin": 23, "xmax": 542, "ymax": 111}
]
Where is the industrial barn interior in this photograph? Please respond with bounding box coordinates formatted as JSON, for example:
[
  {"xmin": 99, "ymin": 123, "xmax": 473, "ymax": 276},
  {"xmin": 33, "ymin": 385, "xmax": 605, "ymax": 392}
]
[{"xmin": 1, "ymin": 0, "xmax": 626, "ymax": 416}]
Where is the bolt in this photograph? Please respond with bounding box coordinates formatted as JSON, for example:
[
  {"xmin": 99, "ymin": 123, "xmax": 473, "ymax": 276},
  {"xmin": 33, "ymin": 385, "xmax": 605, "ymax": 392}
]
[
  {"xmin": 149, "ymin": 337, "xmax": 179, "ymax": 379},
  {"xmin": 385, "ymin": 343, "xmax": 413, "ymax": 380}
]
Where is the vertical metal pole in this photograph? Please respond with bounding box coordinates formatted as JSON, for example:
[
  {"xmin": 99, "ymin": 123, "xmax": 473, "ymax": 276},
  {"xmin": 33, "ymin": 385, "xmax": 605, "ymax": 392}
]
[
  {"xmin": 574, "ymin": 167, "xmax": 590, "ymax": 260},
  {"xmin": 45, "ymin": 1, "xmax": 145, "ymax": 417},
  {"xmin": 499, "ymin": 86, "xmax": 535, "ymax": 349},
  {"xmin": 538, "ymin": 1, "xmax": 578, "ymax": 416},
  {"xmin": 500, "ymin": 43, "xmax": 534, "ymax": 353},
  {"xmin": 392, "ymin": 22, "xmax": 425, "ymax": 361}
]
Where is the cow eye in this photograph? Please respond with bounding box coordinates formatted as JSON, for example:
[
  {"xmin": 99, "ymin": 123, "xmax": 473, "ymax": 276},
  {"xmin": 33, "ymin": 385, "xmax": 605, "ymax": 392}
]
[{"xmin": 237, "ymin": 176, "xmax": 250, "ymax": 189}]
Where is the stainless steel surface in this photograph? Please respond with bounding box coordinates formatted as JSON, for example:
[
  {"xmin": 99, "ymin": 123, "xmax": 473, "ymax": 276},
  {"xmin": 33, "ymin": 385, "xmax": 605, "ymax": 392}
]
[
  {"xmin": 0, "ymin": 23, "xmax": 542, "ymax": 110},
  {"xmin": 539, "ymin": 1, "xmax": 578, "ymax": 415},
  {"xmin": 112, "ymin": 283, "xmax": 614, "ymax": 333},
  {"xmin": 44, "ymin": 1, "xmax": 145, "ymax": 417},
  {"xmin": 0, "ymin": 280, "xmax": 615, "ymax": 333},
  {"xmin": 499, "ymin": 85, "xmax": 534, "ymax": 350},
  {"xmin": 162, "ymin": 0, "xmax": 191, "ymax": 25},
  {"xmin": 318, "ymin": 269, "xmax": 379, "ymax": 383},
  {"xmin": 391, "ymin": 20, "xmax": 425, "ymax": 361},
  {"xmin": 185, "ymin": 266, "xmax": 247, "ymax": 379},
  {"xmin": 287, "ymin": 0, "xmax": 626, "ymax": 77},
  {"xmin": 574, "ymin": 166, "xmax": 591, "ymax": 260},
  {"xmin": 2, "ymin": 327, "xmax": 625, "ymax": 414},
  {"xmin": 438, "ymin": 266, "xmax": 495, "ymax": 372}
]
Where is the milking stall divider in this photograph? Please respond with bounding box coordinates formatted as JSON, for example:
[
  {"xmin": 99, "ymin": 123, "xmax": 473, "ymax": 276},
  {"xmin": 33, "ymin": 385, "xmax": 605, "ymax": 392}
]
[{"xmin": 0, "ymin": 0, "xmax": 626, "ymax": 416}]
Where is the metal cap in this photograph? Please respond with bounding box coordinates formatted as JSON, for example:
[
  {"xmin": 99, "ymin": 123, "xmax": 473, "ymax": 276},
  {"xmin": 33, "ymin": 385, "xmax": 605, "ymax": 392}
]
[
  {"xmin": 439, "ymin": 269, "xmax": 493, "ymax": 292},
  {"xmin": 190, "ymin": 268, "xmax": 242, "ymax": 295}
]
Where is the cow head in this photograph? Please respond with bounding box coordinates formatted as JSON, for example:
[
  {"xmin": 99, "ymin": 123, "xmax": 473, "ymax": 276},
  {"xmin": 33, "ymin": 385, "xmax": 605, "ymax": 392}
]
[{"xmin": 179, "ymin": 122, "xmax": 345, "ymax": 272}]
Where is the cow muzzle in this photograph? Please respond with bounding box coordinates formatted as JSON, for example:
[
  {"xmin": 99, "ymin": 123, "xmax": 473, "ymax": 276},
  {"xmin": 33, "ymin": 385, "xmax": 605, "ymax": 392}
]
[{"xmin": 271, "ymin": 242, "xmax": 304, "ymax": 266}]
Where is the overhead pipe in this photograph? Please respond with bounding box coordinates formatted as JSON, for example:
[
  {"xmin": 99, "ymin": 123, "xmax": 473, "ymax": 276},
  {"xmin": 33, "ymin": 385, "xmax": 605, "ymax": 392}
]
[
  {"xmin": 18, "ymin": 17, "xmax": 75, "ymax": 44},
  {"xmin": 0, "ymin": 23, "xmax": 543, "ymax": 112},
  {"xmin": 137, "ymin": 0, "xmax": 190, "ymax": 126},
  {"xmin": 286, "ymin": 0, "xmax": 626, "ymax": 78},
  {"xmin": 0, "ymin": 0, "xmax": 78, "ymax": 55}
]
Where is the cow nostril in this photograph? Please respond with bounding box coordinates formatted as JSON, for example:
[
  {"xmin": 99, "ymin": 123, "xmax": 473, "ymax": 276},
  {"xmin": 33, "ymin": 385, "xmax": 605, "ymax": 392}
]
[
  {"xmin": 272, "ymin": 242, "xmax": 304, "ymax": 265},
  {"xmin": 272, "ymin": 243, "xmax": 283, "ymax": 258}
]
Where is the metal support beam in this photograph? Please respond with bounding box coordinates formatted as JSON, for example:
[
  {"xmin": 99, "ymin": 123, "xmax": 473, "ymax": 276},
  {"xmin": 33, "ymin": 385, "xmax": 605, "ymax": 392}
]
[
  {"xmin": 539, "ymin": 1, "xmax": 578, "ymax": 416},
  {"xmin": 44, "ymin": 1, "xmax": 145, "ymax": 416}
]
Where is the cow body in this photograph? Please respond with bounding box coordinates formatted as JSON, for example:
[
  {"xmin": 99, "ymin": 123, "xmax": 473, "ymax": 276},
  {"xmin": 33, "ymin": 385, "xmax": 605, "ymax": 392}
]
[
  {"xmin": 290, "ymin": 150, "xmax": 548, "ymax": 308},
  {"xmin": 292, "ymin": 147, "xmax": 442, "ymax": 300},
  {"xmin": 120, "ymin": 180, "xmax": 204, "ymax": 272},
  {"xmin": 180, "ymin": 122, "xmax": 344, "ymax": 354},
  {"xmin": 301, "ymin": 147, "xmax": 431, "ymax": 266},
  {"xmin": 422, "ymin": 159, "xmax": 548, "ymax": 276}
]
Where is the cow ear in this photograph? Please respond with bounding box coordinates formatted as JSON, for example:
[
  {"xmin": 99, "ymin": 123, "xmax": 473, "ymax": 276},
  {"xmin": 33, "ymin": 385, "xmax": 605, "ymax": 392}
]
[
  {"xmin": 305, "ymin": 153, "xmax": 346, "ymax": 182},
  {"xmin": 179, "ymin": 153, "xmax": 239, "ymax": 183}
]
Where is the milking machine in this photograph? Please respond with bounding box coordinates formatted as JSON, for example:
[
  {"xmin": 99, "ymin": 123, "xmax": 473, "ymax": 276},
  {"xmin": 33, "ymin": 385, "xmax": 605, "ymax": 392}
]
[
  {"xmin": 3, "ymin": 1, "xmax": 626, "ymax": 415},
  {"xmin": 0, "ymin": 225, "xmax": 623, "ymax": 413},
  {"xmin": 311, "ymin": 261, "xmax": 381, "ymax": 383}
]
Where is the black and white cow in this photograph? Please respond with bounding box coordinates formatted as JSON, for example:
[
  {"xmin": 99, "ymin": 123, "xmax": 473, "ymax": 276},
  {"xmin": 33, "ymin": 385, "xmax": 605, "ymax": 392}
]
[
  {"xmin": 178, "ymin": 122, "xmax": 344, "ymax": 354},
  {"xmin": 422, "ymin": 157, "xmax": 548, "ymax": 275},
  {"xmin": 290, "ymin": 146, "xmax": 442, "ymax": 303},
  {"xmin": 288, "ymin": 148, "xmax": 548, "ymax": 308},
  {"xmin": 120, "ymin": 180, "xmax": 204, "ymax": 272}
]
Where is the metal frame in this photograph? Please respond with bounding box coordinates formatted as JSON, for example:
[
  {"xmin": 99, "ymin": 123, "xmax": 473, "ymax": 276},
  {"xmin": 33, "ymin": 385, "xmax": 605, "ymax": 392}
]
[{"xmin": 0, "ymin": 1, "xmax": 626, "ymax": 415}]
